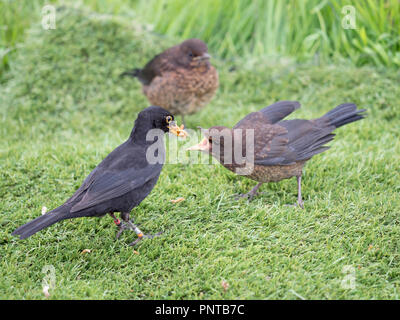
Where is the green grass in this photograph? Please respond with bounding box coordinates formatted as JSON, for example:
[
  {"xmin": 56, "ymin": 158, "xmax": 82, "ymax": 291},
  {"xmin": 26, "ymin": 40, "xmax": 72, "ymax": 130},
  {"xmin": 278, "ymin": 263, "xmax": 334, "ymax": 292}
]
[
  {"xmin": 1, "ymin": 0, "xmax": 400, "ymax": 77},
  {"xmin": 0, "ymin": 0, "xmax": 52, "ymax": 77},
  {"xmin": 0, "ymin": 6, "xmax": 399, "ymax": 299},
  {"xmin": 133, "ymin": 0, "xmax": 400, "ymax": 67}
]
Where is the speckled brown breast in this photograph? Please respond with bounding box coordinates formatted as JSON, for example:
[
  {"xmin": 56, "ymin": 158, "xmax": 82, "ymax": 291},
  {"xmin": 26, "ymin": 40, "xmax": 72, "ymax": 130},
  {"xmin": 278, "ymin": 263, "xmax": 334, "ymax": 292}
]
[
  {"xmin": 224, "ymin": 161, "xmax": 306, "ymax": 183},
  {"xmin": 143, "ymin": 65, "xmax": 219, "ymax": 116}
]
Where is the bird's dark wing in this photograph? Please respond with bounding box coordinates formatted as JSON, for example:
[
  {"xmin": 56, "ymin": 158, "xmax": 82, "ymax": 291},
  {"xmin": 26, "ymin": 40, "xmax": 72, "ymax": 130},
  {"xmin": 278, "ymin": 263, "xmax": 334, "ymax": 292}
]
[
  {"xmin": 233, "ymin": 117, "xmax": 294, "ymax": 165},
  {"xmin": 64, "ymin": 141, "xmax": 131, "ymax": 206},
  {"xmin": 233, "ymin": 101, "xmax": 364, "ymax": 167},
  {"xmin": 135, "ymin": 54, "xmax": 163, "ymax": 85},
  {"xmin": 136, "ymin": 47, "xmax": 179, "ymax": 85},
  {"xmin": 250, "ymin": 124, "xmax": 298, "ymax": 165},
  {"xmin": 233, "ymin": 101, "xmax": 334, "ymax": 165},
  {"xmin": 70, "ymin": 163, "xmax": 162, "ymax": 213},
  {"xmin": 251, "ymin": 119, "xmax": 336, "ymax": 166},
  {"xmin": 63, "ymin": 167, "xmax": 99, "ymax": 205},
  {"xmin": 234, "ymin": 101, "xmax": 300, "ymax": 129},
  {"xmin": 233, "ymin": 102, "xmax": 297, "ymax": 164}
]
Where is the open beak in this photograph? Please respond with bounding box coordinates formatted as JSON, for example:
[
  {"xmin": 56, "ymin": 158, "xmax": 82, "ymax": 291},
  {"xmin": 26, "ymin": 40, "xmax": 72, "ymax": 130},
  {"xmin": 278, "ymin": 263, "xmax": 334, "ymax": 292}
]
[
  {"xmin": 194, "ymin": 53, "xmax": 211, "ymax": 61},
  {"xmin": 168, "ymin": 121, "xmax": 188, "ymax": 138},
  {"xmin": 187, "ymin": 137, "xmax": 210, "ymax": 151}
]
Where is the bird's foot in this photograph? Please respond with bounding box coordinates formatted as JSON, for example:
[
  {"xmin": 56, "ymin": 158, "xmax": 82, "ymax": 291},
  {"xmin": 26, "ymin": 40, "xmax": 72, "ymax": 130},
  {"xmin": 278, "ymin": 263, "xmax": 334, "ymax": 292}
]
[
  {"xmin": 129, "ymin": 231, "xmax": 163, "ymax": 247},
  {"xmin": 285, "ymin": 200, "xmax": 304, "ymax": 209},
  {"xmin": 234, "ymin": 183, "xmax": 264, "ymax": 202},
  {"xmin": 114, "ymin": 218, "xmax": 142, "ymax": 239},
  {"xmin": 234, "ymin": 191, "xmax": 265, "ymax": 202},
  {"xmin": 124, "ymin": 219, "xmax": 163, "ymax": 246},
  {"xmin": 109, "ymin": 214, "xmax": 128, "ymax": 239},
  {"xmin": 235, "ymin": 193, "xmax": 252, "ymax": 201},
  {"xmin": 115, "ymin": 222, "xmax": 129, "ymax": 239}
]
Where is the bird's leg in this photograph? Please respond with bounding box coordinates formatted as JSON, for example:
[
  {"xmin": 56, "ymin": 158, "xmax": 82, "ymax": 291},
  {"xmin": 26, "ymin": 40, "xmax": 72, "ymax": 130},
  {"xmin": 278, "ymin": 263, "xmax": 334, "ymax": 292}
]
[
  {"xmin": 181, "ymin": 115, "xmax": 186, "ymax": 128},
  {"xmin": 119, "ymin": 212, "xmax": 162, "ymax": 246},
  {"xmin": 296, "ymin": 175, "xmax": 304, "ymax": 209},
  {"xmin": 125, "ymin": 220, "xmax": 163, "ymax": 246},
  {"xmin": 235, "ymin": 182, "xmax": 263, "ymax": 201},
  {"xmin": 110, "ymin": 212, "xmax": 134, "ymax": 239},
  {"xmin": 109, "ymin": 213, "xmax": 121, "ymax": 225},
  {"xmin": 109, "ymin": 213, "xmax": 127, "ymax": 239},
  {"xmin": 285, "ymin": 175, "xmax": 304, "ymax": 209}
]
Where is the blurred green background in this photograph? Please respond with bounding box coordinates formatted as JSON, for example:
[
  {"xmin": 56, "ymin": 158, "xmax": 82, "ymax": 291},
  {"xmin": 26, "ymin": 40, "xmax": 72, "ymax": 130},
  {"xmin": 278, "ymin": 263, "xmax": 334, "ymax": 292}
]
[{"xmin": 1, "ymin": 0, "xmax": 400, "ymax": 78}]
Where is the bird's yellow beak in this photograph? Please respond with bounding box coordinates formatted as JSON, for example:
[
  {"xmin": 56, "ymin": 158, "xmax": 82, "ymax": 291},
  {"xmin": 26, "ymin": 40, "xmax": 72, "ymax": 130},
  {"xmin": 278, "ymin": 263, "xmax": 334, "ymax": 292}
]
[
  {"xmin": 187, "ymin": 137, "xmax": 210, "ymax": 151},
  {"xmin": 168, "ymin": 121, "xmax": 188, "ymax": 138}
]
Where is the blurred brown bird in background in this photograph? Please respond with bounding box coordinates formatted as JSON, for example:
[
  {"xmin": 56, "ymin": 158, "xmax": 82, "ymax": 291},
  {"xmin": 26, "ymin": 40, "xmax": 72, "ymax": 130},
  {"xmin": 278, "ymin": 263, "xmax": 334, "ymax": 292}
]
[
  {"xmin": 121, "ymin": 38, "xmax": 219, "ymax": 125},
  {"xmin": 188, "ymin": 101, "xmax": 366, "ymax": 208}
]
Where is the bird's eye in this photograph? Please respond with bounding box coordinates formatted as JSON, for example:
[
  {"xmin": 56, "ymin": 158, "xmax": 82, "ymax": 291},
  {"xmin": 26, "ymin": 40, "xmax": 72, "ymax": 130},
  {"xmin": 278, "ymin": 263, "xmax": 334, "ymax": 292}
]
[
  {"xmin": 188, "ymin": 51, "xmax": 194, "ymax": 57},
  {"xmin": 165, "ymin": 115, "xmax": 173, "ymax": 124}
]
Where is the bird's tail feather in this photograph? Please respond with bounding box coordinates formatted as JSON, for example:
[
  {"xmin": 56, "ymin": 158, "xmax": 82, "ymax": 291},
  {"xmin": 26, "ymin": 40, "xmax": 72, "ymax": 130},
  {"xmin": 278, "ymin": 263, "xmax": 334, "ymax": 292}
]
[
  {"xmin": 120, "ymin": 68, "xmax": 141, "ymax": 78},
  {"xmin": 292, "ymin": 104, "xmax": 365, "ymax": 161},
  {"xmin": 295, "ymin": 134, "xmax": 335, "ymax": 160},
  {"xmin": 12, "ymin": 205, "xmax": 71, "ymax": 240},
  {"xmin": 321, "ymin": 103, "xmax": 366, "ymax": 128}
]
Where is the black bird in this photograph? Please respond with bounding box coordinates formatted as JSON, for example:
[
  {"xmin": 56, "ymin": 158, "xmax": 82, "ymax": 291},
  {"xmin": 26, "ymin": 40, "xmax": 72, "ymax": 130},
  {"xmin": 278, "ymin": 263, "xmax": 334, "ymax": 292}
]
[
  {"xmin": 12, "ymin": 106, "xmax": 187, "ymax": 245},
  {"xmin": 188, "ymin": 101, "xmax": 365, "ymax": 208}
]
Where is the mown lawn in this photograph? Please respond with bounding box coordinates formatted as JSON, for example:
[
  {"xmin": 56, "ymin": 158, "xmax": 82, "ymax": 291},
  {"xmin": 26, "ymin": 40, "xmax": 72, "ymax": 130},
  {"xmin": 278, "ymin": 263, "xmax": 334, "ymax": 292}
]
[{"xmin": 0, "ymin": 7, "xmax": 399, "ymax": 299}]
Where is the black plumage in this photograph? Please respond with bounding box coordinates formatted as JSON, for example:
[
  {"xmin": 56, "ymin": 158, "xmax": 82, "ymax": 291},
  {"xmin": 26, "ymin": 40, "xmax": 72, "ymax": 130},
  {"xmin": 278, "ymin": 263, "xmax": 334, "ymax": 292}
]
[{"xmin": 12, "ymin": 106, "xmax": 185, "ymax": 245}]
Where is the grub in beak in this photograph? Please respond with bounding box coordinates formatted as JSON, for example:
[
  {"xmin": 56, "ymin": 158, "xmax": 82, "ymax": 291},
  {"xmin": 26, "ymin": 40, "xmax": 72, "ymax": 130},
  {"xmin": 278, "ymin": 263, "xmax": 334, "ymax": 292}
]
[{"xmin": 168, "ymin": 121, "xmax": 188, "ymax": 138}]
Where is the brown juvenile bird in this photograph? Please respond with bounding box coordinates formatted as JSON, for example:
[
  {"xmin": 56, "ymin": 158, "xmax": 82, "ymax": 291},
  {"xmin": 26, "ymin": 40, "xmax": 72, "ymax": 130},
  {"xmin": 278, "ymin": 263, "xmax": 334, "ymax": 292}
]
[
  {"xmin": 121, "ymin": 38, "xmax": 219, "ymax": 125},
  {"xmin": 188, "ymin": 101, "xmax": 366, "ymax": 208}
]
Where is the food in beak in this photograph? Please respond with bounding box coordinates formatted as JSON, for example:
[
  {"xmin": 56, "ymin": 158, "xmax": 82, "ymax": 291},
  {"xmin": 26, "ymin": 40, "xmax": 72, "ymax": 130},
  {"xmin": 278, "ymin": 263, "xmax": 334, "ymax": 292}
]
[
  {"xmin": 187, "ymin": 137, "xmax": 210, "ymax": 151},
  {"xmin": 168, "ymin": 121, "xmax": 188, "ymax": 138}
]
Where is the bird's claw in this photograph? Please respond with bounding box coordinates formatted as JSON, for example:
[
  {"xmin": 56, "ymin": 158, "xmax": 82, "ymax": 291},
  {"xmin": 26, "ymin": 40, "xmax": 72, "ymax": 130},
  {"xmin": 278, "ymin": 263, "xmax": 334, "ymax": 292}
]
[
  {"xmin": 234, "ymin": 191, "xmax": 265, "ymax": 202},
  {"xmin": 115, "ymin": 222, "xmax": 129, "ymax": 239},
  {"xmin": 285, "ymin": 201, "xmax": 304, "ymax": 209},
  {"xmin": 129, "ymin": 231, "xmax": 163, "ymax": 246},
  {"xmin": 234, "ymin": 193, "xmax": 248, "ymax": 200},
  {"xmin": 114, "ymin": 218, "xmax": 138, "ymax": 239},
  {"xmin": 121, "ymin": 219, "xmax": 163, "ymax": 246}
]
